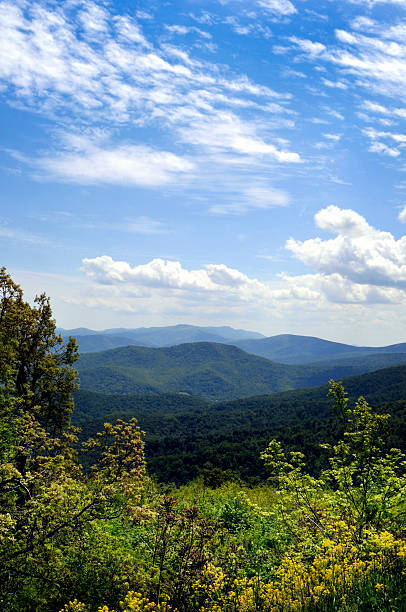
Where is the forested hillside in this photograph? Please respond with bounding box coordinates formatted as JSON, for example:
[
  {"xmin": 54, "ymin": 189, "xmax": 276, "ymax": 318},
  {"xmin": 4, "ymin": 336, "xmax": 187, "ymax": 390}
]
[
  {"xmin": 74, "ymin": 364, "xmax": 406, "ymax": 483},
  {"xmin": 76, "ymin": 342, "xmax": 406, "ymax": 400},
  {"xmin": 232, "ymin": 333, "xmax": 406, "ymax": 364}
]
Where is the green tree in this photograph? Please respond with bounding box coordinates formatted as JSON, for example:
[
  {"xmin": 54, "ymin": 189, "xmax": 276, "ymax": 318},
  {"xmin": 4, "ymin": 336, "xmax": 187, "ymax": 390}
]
[
  {"xmin": 0, "ymin": 267, "xmax": 79, "ymax": 434},
  {"xmin": 0, "ymin": 270, "xmax": 146, "ymax": 611},
  {"xmin": 261, "ymin": 381, "xmax": 406, "ymax": 541}
]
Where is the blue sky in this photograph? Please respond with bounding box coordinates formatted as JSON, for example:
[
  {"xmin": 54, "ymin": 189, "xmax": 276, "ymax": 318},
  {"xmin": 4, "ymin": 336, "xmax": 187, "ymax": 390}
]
[{"xmin": 3, "ymin": 0, "xmax": 406, "ymax": 344}]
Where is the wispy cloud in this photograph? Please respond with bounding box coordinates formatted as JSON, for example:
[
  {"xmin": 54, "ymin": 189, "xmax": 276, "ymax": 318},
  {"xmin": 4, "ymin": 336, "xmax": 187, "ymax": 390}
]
[
  {"xmin": 219, "ymin": 0, "xmax": 297, "ymax": 17},
  {"xmin": 348, "ymin": 0, "xmax": 406, "ymax": 6},
  {"xmin": 0, "ymin": 0, "xmax": 300, "ymax": 199},
  {"xmin": 0, "ymin": 222, "xmax": 52, "ymax": 245},
  {"xmin": 209, "ymin": 185, "xmax": 290, "ymax": 215},
  {"xmin": 164, "ymin": 24, "xmax": 212, "ymax": 39},
  {"xmin": 256, "ymin": 0, "xmax": 297, "ymax": 15},
  {"xmin": 398, "ymin": 205, "xmax": 406, "ymax": 222},
  {"xmin": 33, "ymin": 135, "xmax": 194, "ymax": 186},
  {"xmin": 124, "ymin": 217, "xmax": 170, "ymax": 235}
]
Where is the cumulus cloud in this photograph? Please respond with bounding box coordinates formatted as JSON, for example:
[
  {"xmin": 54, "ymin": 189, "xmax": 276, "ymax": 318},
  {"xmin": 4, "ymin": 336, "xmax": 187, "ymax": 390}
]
[
  {"xmin": 81, "ymin": 255, "xmax": 272, "ymax": 295},
  {"xmin": 280, "ymin": 272, "xmax": 405, "ymax": 304},
  {"xmin": 82, "ymin": 209, "xmax": 406, "ymax": 310},
  {"xmin": 286, "ymin": 205, "xmax": 406, "ymax": 289},
  {"xmin": 83, "ymin": 256, "xmax": 217, "ymax": 291},
  {"xmin": 77, "ymin": 204, "xmax": 406, "ymax": 325}
]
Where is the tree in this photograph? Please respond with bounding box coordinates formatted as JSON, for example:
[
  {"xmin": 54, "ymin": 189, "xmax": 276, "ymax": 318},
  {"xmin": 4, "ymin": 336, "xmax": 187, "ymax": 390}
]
[
  {"xmin": 0, "ymin": 267, "xmax": 79, "ymax": 434},
  {"xmin": 261, "ymin": 380, "xmax": 406, "ymax": 541},
  {"xmin": 0, "ymin": 269, "xmax": 146, "ymax": 611}
]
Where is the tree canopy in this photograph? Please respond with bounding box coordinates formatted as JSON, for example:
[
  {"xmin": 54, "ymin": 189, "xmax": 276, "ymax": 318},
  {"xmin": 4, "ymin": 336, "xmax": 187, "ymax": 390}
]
[{"xmin": 0, "ymin": 269, "xmax": 145, "ymax": 610}]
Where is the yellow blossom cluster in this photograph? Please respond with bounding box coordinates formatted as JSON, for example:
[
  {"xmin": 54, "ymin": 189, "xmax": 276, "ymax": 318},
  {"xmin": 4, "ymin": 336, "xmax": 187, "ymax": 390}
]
[
  {"xmin": 59, "ymin": 593, "xmax": 176, "ymax": 612},
  {"xmin": 192, "ymin": 523, "xmax": 405, "ymax": 611},
  {"xmin": 60, "ymin": 524, "xmax": 405, "ymax": 612}
]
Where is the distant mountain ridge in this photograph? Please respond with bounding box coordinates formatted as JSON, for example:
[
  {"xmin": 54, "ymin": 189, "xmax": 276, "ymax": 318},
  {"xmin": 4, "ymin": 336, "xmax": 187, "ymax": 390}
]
[
  {"xmin": 58, "ymin": 324, "xmax": 264, "ymax": 353},
  {"xmin": 231, "ymin": 334, "xmax": 406, "ymax": 364},
  {"xmin": 76, "ymin": 341, "xmax": 406, "ymax": 401},
  {"xmin": 59, "ymin": 326, "xmax": 406, "ymax": 364}
]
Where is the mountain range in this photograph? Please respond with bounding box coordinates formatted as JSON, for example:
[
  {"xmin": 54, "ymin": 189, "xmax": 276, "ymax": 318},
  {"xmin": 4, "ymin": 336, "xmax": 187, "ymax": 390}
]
[
  {"xmin": 60, "ymin": 325, "xmax": 406, "ymax": 365},
  {"xmin": 58, "ymin": 324, "xmax": 264, "ymax": 353},
  {"xmin": 76, "ymin": 341, "xmax": 406, "ymax": 401},
  {"xmin": 63, "ymin": 324, "xmax": 406, "ymax": 482}
]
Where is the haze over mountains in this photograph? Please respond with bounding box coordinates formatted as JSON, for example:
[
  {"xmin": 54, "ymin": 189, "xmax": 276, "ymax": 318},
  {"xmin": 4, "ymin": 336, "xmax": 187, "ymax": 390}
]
[
  {"xmin": 61, "ymin": 325, "xmax": 406, "ymax": 363},
  {"xmin": 231, "ymin": 335, "xmax": 406, "ymax": 364},
  {"xmin": 58, "ymin": 324, "xmax": 265, "ymax": 353}
]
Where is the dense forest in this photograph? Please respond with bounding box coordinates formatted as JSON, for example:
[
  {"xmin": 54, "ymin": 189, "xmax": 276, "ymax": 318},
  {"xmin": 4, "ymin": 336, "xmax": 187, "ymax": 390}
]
[
  {"xmin": 1, "ymin": 269, "xmax": 405, "ymax": 611},
  {"xmin": 75, "ymin": 343, "xmax": 406, "ymax": 401},
  {"xmin": 74, "ymin": 369, "xmax": 406, "ymax": 484}
]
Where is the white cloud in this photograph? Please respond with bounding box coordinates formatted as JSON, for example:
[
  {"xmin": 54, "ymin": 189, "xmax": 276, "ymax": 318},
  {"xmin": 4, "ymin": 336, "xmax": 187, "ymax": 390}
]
[
  {"xmin": 368, "ymin": 142, "xmax": 401, "ymax": 157},
  {"xmin": 177, "ymin": 111, "xmax": 301, "ymax": 162},
  {"xmin": 398, "ymin": 205, "xmax": 406, "ymax": 223},
  {"xmin": 322, "ymin": 78, "xmax": 348, "ymax": 89},
  {"xmin": 0, "ymin": 222, "xmax": 51, "ymax": 245},
  {"xmin": 0, "ymin": 0, "xmax": 301, "ymax": 192},
  {"xmin": 364, "ymin": 127, "xmax": 406, "ymax": 144},
  {"xmin": 286, "ymin": 205, "xmax": 406, "ymax": 289},
  {"xmin": 363, "ymin": 100, "xmax": 406, "ymax": 119},
  {"xmin": 35, "ymin": 137, "xmax": 194, "ymax": 186},
  {"xmin": 81, "ymin": 245, "xmax": 406, "ymax": 310},
  {"xmin": 165, "ymin": 24, "xmax": 212, "ymax": 39},
  {"xmin": 280, "ymin": 272, "xmax": 405, "ymax": 304},
  {"xmin": 362, "ymin": 127, "xmax": 404, "ymax": 157},
  {"xmin": 288, "ymin": 19, "xmax": 406, "ymax": 167},
  {"xmin": 82, "ymin": 255, "xmax": 270, "ymax": 297},
  {"xmin": 209, "ymin": 185, "xmax": 290, "ymax": 215},
  {"xmin": 290, "ymin": 37, "xmax": 326, "ymax": 57},
  {"xmin": 220, "ymin": 0, "xmax": 296, "ymax": 16},
  {"xmin": 125, "ymin": 217, "xmax": 169, "ymax": 235},
  {"xmin": 257, "ymin": 0, "xmax": 297, "ymax": 15},
  {"xmin": 73, "ymin": 206, "xmax": 406, "ymax": 336},
  {"xmin": 349, "ymin": 0, "xmax": 406, "ymax": 5}
]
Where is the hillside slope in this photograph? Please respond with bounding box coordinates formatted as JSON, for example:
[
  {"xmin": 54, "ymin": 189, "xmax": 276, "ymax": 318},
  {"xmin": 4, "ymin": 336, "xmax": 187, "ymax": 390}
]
[
  {"xmin": 74, "ymin": 364, "xmax": 406, "ymax": 483},
  {"xmin": 76, "ymin": 342, "xmax": 406, "ymax": 401},
  {"xmin": 232, "ymin": 334, "xmax": 406, "ymax": 364}
]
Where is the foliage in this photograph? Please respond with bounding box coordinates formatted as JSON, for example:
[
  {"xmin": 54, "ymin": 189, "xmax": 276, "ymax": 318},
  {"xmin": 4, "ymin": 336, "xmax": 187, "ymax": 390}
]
[
  {"xmin": 76, "ymin": 342, "xmax": 406, "ymax": 401},
  {"xmin": 1, "ymin": 271, "xmax": 406, "ymax": 611},
  {"xmin": 261, "ymin": 382, "xmax": 406, "ymax": 539},
  {"xmin": 0, "ymin": 270, "xmax": 146, "ymax": 611},
  {"xmin": 74, "ymin": 365, "xmax": 406, "ymax": 484}
]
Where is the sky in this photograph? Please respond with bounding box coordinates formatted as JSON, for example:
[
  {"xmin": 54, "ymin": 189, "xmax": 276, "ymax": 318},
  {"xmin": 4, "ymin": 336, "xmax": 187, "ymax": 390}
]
[{"xmin": 3, "ymin": 0, "xmax": 406, "ymax": 345}]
